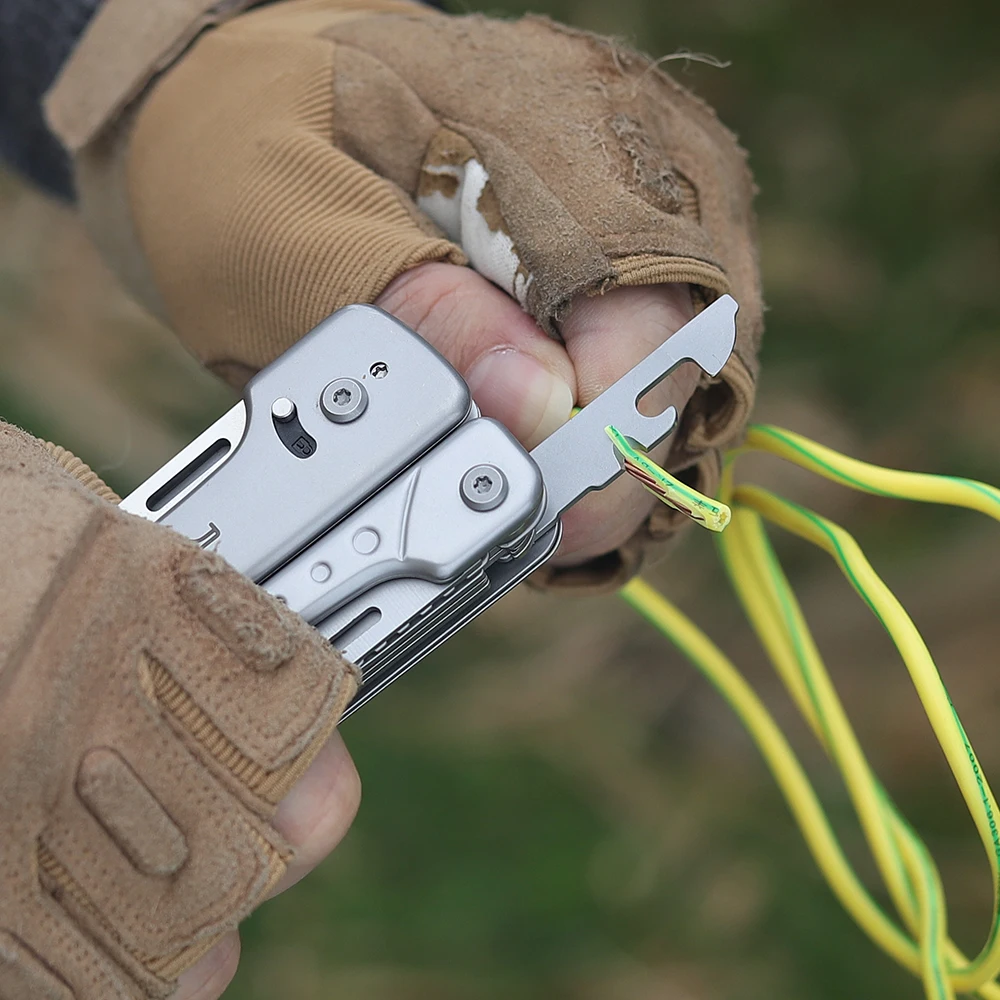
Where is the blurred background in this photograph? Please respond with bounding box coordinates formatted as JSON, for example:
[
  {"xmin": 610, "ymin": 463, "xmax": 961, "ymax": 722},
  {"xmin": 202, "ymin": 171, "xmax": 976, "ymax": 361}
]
[{"xmin": 2, "ymin": 0, "xmax": 999, "ymax": 996}]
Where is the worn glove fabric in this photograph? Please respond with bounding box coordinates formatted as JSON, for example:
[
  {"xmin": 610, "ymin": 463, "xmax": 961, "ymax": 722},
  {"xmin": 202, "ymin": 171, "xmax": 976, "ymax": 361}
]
[
  {"xmin": 0, "ymin": 423, "xmax": 357, "ymax": 999},
  {"xmin": 44, "ymin": 0, "xmax": 762, "ymax": 587}
]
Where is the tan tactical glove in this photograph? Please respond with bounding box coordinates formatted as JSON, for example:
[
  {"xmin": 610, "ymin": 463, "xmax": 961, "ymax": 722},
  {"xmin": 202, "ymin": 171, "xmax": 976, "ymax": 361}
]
[
  {"xmin": 0, "ymin": 423, "xmax": 357, "ymax": 999},
  {"xmin": 45, "ymin": 0, "xmax": 762, "ymax": 589}
]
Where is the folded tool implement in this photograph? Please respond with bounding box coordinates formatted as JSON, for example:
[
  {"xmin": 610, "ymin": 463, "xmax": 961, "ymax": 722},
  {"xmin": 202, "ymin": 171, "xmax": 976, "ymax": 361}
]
[{"xmin": 122, "ymin": 296, "xmax": 737, "ymax": 715}]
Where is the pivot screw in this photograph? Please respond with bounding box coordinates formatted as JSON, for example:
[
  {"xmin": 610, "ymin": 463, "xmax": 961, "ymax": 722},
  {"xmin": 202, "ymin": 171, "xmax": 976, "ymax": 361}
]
[
  {"xmin": 370, "ymin": 361, "xmax": 389, "ymax": 379},
  {"xmin": 320, "ymin": 377, "xmax": 368, "ymax": 423},
  {"xmin": 460, "ymin": 464, "xmax": 508, "ymax": 512}
]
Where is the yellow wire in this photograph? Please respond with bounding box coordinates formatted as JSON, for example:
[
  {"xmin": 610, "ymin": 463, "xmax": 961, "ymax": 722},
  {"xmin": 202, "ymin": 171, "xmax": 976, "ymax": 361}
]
[
  {"xmin": 719, "ymin": 509, "xmax": 922, "ymax": 922},
  {"xmin": 721, "ymin": 504, "xmax": 978, "ymax": 996},
  {"xmin": 605, "ymin": 425, "xmax": 731, "ymax": 531},
  {"xmin": 619, "ymin": 577, "xmax": 921, "ymax": 973},
  {"xmin": 616, "ymin": 424, "xmax": 1000, "ymax": 999},
  {"xmin": 732, "ymin": 483, "xmax": 1000, "ymax": 992},
  {"xmin": 732, "ymin": 433, "xmax": 1000, "ymax": 984},
  {"xmin": 742, "ymin": 424, "xmax": 1000, "ymax": 519}
]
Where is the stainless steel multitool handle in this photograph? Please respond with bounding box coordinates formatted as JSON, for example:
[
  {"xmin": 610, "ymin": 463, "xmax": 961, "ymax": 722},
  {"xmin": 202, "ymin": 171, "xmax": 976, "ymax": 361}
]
[{"xmin": 122, "ymin": 295, "xmax": 739, "ymax": 714}]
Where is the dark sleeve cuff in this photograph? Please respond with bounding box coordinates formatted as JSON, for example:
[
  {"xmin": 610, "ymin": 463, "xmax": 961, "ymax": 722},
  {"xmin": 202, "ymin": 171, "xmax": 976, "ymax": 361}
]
[
  {"xmin": 0, "ymin": 0, "xmax": 104, "ymax": 199},
  {"xmin": 0, "ymin": 0, "xmax": 453, "ymax": 200}
]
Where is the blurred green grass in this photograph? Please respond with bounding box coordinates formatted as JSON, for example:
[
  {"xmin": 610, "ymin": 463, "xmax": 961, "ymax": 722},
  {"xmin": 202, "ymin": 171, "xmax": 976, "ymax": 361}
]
[{"xmin": 2, "ymin": 0, "xmax": 999, "ymax": 996}]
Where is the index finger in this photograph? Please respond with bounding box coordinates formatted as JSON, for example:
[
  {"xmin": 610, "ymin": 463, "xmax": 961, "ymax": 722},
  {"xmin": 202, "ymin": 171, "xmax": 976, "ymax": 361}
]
[{"xmin": 551, "ymin": 283, "xmax": 699, "ymax": 565}]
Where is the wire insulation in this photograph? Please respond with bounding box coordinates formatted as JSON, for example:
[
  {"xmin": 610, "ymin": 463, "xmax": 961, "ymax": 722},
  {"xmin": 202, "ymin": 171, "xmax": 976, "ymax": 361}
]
[{"xmin": 606, "ymin": 425, "xmax": 731, "ymax": 531}]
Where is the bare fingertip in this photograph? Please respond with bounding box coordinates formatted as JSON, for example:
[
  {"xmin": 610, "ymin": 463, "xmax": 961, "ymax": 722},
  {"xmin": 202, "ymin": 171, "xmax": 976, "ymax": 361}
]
[
  {"xmin": 173, "ymin": 932, "xmax": 241, "ymax": 1000},
  {"xmin": 266, "ymin": 732, "xmax": 361, "ymax": 898},
  {"xmin": 273, "ymin": 732, "xmax": 361, "ymax": 846}
]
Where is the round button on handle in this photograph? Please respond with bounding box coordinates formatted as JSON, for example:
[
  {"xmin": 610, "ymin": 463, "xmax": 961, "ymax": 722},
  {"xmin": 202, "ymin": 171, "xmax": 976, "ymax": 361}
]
[{"xmin": 271, "ymin": 397, "xmax": 296, "ymax": 422}]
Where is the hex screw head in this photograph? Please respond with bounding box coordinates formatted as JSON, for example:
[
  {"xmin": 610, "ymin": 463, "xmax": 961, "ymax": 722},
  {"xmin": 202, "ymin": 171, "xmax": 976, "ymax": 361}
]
[
  {"xmin": 320, "ymin": 377, "xmax": 368, "ymax": 423},
  {"xmin": 460, "ymin": 464, "xmax": 508, "ymax": 512}
]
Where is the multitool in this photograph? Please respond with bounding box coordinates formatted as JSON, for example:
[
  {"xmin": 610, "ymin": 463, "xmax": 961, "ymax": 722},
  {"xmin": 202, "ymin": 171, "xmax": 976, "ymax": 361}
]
[{"xmin": 123, "ymin": 296, "xmax": 738, "ymax": 716}]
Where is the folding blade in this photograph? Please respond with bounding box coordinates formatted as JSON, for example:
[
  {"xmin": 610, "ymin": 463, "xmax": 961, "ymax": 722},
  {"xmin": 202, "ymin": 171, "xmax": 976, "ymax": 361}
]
[{"xmin": 530, "ymin": 294, "xmax": 738, "ymax": 533}]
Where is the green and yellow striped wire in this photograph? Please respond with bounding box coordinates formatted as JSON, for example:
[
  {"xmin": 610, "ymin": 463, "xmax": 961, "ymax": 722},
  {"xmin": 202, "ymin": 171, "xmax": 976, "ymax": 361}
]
[{"xmin": 607, "ymin": 422, "xmax": 1000, "ymax": 999}]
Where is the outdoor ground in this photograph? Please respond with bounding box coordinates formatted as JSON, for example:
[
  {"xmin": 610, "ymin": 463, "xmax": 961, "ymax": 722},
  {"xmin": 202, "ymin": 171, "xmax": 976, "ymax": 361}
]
[{"xmin": 1, "ymin": 0, "xmax": 998, "ymax": 996}]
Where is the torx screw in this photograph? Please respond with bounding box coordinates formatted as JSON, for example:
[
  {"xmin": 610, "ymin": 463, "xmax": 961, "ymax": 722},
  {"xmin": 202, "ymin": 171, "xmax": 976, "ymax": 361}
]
[
  {"xmin": 460, "ymin": 464, "xmax": 508, "ymax": 512},
  {"xmin": 320, "ymin": 377, "xmax": 368, "ymax": 423},
  {"xmin": 370, "ymin": 361, "xmax": 389, "ymax": 379}
]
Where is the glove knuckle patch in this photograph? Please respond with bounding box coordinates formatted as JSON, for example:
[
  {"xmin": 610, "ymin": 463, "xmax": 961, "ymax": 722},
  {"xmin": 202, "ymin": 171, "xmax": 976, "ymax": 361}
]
[
  {"xmin": 39, "ymin": 742, "xmax": 287, "ymax": 987},
  {"xmin": 175, "ymin": 548, "xmax": 298, "ymax": 673},
  {"xmin": 76, "ymin": 748, "xmax": 188, "ymax": 878}
]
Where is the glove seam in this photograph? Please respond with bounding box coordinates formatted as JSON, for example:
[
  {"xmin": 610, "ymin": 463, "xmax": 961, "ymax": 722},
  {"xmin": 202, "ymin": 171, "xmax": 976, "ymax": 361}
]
[
  {"xmin": 43, "ymin": 0, "xmax": 275, "ymax": 152},
  {"xmin": 0, "ymin": 503, "xmax": 106, "ymax": 707},
  {"xmin": 43, "ymin": 440, "xmax": 122, "ymax": 503},
  {"xmin": 140, "ymin": 650, "xmax": 358, "ymax": 811},
  {"xmin": 36, "ymin": 839, "xmax": 168, "ymax": 997}
]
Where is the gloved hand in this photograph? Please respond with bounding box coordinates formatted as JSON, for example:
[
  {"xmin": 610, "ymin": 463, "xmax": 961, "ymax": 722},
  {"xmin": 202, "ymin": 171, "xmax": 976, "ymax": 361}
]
[
  {"xmin": 0, "ymin": 423, "xmax": 360, "ymax": 1000},
  {"xmin": 45, "ymin": 0, "xmax": 763, "ymax": 590}
]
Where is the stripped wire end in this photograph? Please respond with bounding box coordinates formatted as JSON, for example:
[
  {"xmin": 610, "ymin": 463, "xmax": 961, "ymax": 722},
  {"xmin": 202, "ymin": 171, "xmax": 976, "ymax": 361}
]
[{"xmin": 605, "ymin": 425, "xmax": 731, "ymax": 532}]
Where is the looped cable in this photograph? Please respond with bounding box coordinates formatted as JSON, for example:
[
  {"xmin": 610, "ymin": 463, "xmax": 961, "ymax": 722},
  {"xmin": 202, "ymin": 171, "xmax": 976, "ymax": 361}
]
[{"xmin": 609, "ymin": 422, "xmax": 1000, "ymax": 1000}]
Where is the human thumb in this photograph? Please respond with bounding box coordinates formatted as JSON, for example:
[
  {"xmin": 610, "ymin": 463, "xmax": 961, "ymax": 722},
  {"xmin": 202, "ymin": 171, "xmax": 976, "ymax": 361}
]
[{"xmin": 375, "ymin": 263, "xmax": 576, "ymax": 450}]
